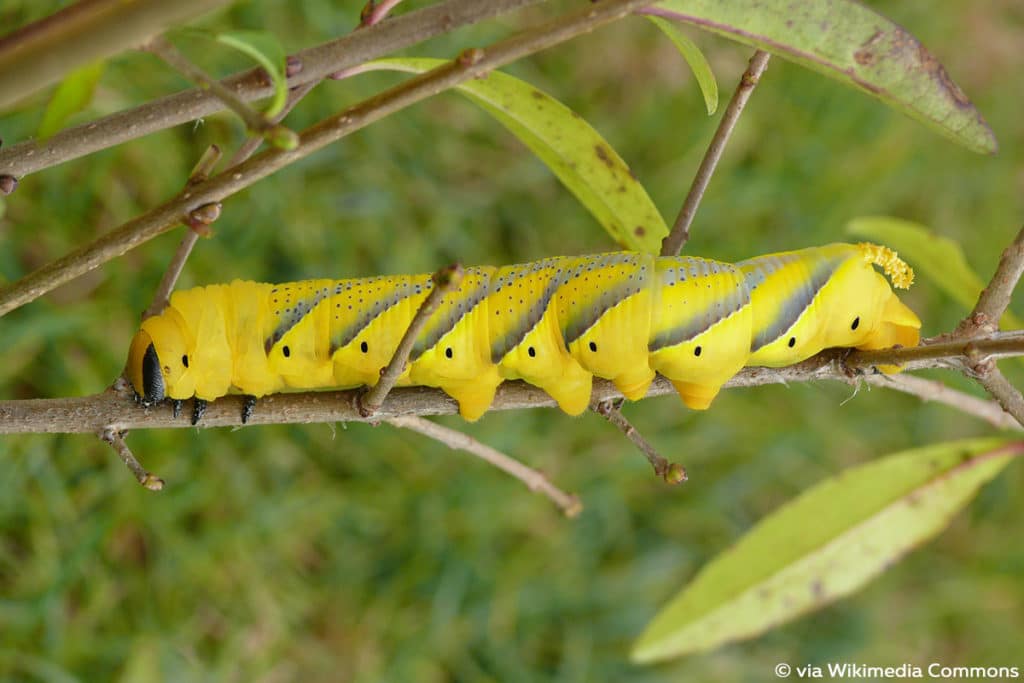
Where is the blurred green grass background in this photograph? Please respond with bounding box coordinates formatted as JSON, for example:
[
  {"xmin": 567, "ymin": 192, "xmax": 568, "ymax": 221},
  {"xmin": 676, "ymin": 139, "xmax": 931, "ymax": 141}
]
[{"xmin": 1, "ymin": 1, "xmax": 1022, "ymax": 680}]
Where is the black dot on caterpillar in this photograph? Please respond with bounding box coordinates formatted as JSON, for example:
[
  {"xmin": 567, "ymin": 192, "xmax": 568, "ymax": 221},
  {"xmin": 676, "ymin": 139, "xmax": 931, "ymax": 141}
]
[
  {"xmin": 589, "ymin": 341, "xmax": 598, "ymax": 352},
  {"xmin": 694, "ymin": 346, "xmax": 702, "ymax": 357},
  {"xmin": 851, "ymin": 316, "xmax": 860, "ymax": 330},
  {"xmin": 788, "ymin": 337, "xmax": 796, "ymax": 348},
  {"xmin": 528, "ymin": 346, "xmax": 536, "ymax": 357},
  {"xmin": 360, "ymin": 341, "xmax": 368, "ymax": 353},
  {"xmin": 445, "ymin": 347, "xmax": 453, "ymax": 359},
  {"xmin": 283, "ymin": 346, "xmax": 291, "ymax": 357},
  {"xmin": 182, "ymin": 354, "xmax": 189, "ymax": 368}
]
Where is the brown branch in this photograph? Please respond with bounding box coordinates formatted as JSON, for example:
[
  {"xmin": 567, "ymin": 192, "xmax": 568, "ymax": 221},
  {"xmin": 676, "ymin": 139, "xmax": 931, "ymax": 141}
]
[
  {"xmin": 0, "ymin": 0, "xmax": 234, "ymax": 109},
  {"xmin": 0, "ymin": 0, "xmax": 547, "ymax": 180},
  {"xmin": 142, "ymin": 144, "xmax": 222, "ymax": 318},
  {"xmin": 593, "ymin": 399, "xmax": 686, "ymax": 483},
  {"xmin": 0, "ymin": 0, "xmax": 654, "ymax": 319},
  {"xmin": 7, "ymin": 332, "xmax": 1024, "ymax": 435},
  {"xmin": 659, "ymin": 49, "xmax": 771, "ymax": 256},
  {"xmin": 358, "ymin": 264, "xmax": 463, "ymax": 417},
  {"xmin": 955, "ymin": 224, "xmax": 1024, "ymax": 336},
  {"xmin": 971, "ymin": 366, "xmax": 1024, "ymax": 428},
  {"xmin": 388, "ymin": 415, "xmax": 582, "ymax": 517},
  {"xmin": 845, "ymin": 331, "xmax": 1024, "ymax": 371},
  {"xmin": 98, "ymin": 427, "xmax": 165, "ymax": 490},
  {"xmin": 145, "ymin": 36, "xmax": 292, "ymax": 144},
  {"xmin": 863, "ymin": 373, "xmax": 1022, "ymax": 431},
  {"xmin": 142, "ymin": 83, "xmax": 319, "ymax": 319}
]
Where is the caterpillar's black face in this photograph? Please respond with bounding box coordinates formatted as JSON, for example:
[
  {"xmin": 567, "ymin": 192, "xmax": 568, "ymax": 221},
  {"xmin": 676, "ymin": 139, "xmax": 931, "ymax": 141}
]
[{"xmin": 141, "ymin": 343, "xmax": 166, "ymax": 406}]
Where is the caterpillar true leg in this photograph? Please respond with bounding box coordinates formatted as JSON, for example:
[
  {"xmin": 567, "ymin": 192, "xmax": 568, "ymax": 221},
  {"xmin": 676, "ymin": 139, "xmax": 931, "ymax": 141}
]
[
  {"xmin": 191, "ymin": 398, "xmax": 207, "ymax": 425},
  {"xmin": 241, "ymin": 396, "xmax": 258, "ymax": 424}
]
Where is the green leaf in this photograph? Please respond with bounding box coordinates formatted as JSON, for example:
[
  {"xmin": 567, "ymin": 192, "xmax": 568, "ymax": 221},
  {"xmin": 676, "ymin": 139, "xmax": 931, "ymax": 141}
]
[
  {"xmin": 847, "ymin": 216, "xmax": 1023, "ymax": 329},
  {"xmin": 37, "ymin": 61, "xmax": 105, "ymax": 140},
  {"xmin": 651, "ymin": 0, "xmax": 997, "ymax": 154},
  {"xmin": 633, "ymin": 438, "xmax": 1023, "ymax": 662},
  {"xmin": 647, "ymin": 16, "xmax": 718, "ymax": 115},
  {"xmin": 362, "ymin": 58, "xmax": 669, "ymax": 254},
  {"xmin": 215, "ymin": 30, "xmax": 288, "ymax": 117}
]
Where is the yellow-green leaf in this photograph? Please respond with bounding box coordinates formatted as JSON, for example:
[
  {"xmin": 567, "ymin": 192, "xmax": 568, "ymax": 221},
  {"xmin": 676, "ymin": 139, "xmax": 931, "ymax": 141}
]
[
  {"xmin": 651, "ymin": 0, "xmax": 997, "ymax": 154},
  {"xmin": 215, "ymin": 30, "xmax": 288, "ymax": 117},
  {"xmin": 362, "ymin": 58, "xmax": 669, "ymax": 253},
  {"xmin": 37, "ymin": 61, "xmax": 105, "ymax": 140},
  {"xmin": 647, "ymin": 16, "xmax": 718, "ymax": 115},
  {"xmin": 848, "ymin": 216, "xmax": 1023, "ymax": 329},
  {"xmin": 633, "ymin": 438, "xmax": 1023, "ymax": 662}
]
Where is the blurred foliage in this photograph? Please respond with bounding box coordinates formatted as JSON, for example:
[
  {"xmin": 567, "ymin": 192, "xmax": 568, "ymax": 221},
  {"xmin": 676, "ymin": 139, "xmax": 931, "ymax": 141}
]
[{"xmin": 1, "ymin": 1, "xmax": 1023, "ymax": 681}]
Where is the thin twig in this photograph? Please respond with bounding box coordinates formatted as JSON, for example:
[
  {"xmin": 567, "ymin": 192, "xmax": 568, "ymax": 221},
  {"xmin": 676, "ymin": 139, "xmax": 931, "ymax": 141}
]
[
  {"xmin": 146, "ymin": 36, "xmax": 292, "ymax": 144},
  {"xmin": 142, "ymin": 144, "xmax": 222, "ymax": 318},
  {"xmin": 955, "ymin": 224, "xmax": 1024, "ymax": 336},
  {"xmin": 864, "ymin": 373, "xmax": 1022, "ymax": 431},
  {"xmin": 143, "ymin": 82, "xmax": 319, "ymax": 319},
  {"xmin": 361, "ymin": 0, "xmax": 405, "ymax": 27},
  {"xmin": 0, "ymin": 0, "xmax": 546, "ymax": 180},
  {"xmin": 358, "ymin": 264, "xmax": 463, "ymax": 417},
  {"xmin": 972, "ymin": 366, "xmax": 1024, "ymax": 428},
  {"xmin": 659, "ymin": 49, "xmax": 771, "ymax": 256},
  {"xmin": 388, "ymin": 415, "xmax": 582, "ymax": 517},
  {"xmin": 593, "ymin": 399, "xmax": 687, "ymax": 483},
  {"xmin": 226, "ymin": 81, "xmax": 318, "ymax": 167},
  {"xmin": 98, "ymin": 427, "xmax": 165, "ymax": 490},
  {"xmin": 11, "ymin": 332, "xmax": 1024, "ymax": 434},
  {"xmin": 0, "ymin": 0, "xmax": 655, "ymax": 318}
]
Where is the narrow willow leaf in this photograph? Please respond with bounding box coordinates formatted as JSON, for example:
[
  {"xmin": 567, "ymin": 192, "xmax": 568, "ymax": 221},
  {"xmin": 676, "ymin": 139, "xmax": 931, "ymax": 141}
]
[
  {"xmin": 651, "ymin": 0, "xmax": 997, "ymax": 154},
  {"xmin": 37, "ymin": 61, "xmax": 105, "ymax": 140},
  {"xmin": 363, "ymin": 58, "xmax": 668, "ymax": 254},
  {"xmin": 848, "ymin": 216, "xmax": 1023, "ymax": 329},
  {"xmin": 647, "ymin": 16, "xmax": 718, "ymax": 115},
  {"xmin": 215, "ymin": 30, "xmax": 288, "ymax": 117},
  {"xmin": 633, "ymin": 438, "xmax": 1022, "ymax": 662}
]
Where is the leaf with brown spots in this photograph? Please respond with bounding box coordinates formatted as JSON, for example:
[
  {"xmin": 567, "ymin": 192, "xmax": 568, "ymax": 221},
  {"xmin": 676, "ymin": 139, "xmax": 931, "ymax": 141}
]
[
  {"xmin": 360, "ymin": 58, "xmax": 669, "ymax": 253},
  {"xmin": 650, "ymin": 0, "xmax": 997, "ymax": 154},
  {"xmin": 633, "ymin": 438, "xmax": 1023, "ymax": 662}
]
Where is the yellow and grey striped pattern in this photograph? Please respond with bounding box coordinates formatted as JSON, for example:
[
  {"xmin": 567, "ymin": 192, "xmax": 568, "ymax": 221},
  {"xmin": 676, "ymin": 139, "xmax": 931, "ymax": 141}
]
[{"xmin": 126, "ymin": 243, "xmax": 921, "ymax": 421}]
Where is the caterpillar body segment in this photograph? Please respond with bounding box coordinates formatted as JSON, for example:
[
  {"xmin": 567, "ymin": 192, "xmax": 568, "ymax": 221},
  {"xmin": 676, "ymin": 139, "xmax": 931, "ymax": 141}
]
[{"xmin": 126, "ymin": 243, "xmax": 921, "ymax": 421}]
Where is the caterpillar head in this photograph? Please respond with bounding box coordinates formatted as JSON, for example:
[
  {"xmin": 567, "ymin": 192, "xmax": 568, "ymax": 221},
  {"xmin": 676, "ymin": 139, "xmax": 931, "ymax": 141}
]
[
  {"xmin": 823, "ymin": 244, "xmax": 921, "ymax": 351},
  {"xmin": 126, "ymin": 311, "xmax": 196, "ymax": 404}
]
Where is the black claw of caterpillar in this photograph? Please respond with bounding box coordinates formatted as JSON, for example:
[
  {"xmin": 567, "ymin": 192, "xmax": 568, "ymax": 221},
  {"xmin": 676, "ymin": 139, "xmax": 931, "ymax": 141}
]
[
  {"xmin": 191, "ymin": 398, "xmax": 207, "ymax": 425},
  {"xmin": 241, "ymin": 396, "xmax": 257, "ymax": 424},
  {"xmin": 172, "ymin": 399, "xmax": 183, "ymax": 419}
]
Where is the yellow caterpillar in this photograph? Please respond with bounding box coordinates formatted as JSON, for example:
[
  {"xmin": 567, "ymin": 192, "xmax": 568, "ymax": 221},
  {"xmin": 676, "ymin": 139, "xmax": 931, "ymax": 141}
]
[{"xmin": 126, "ymin": 243, "xmax": 920, "ymax": 423}]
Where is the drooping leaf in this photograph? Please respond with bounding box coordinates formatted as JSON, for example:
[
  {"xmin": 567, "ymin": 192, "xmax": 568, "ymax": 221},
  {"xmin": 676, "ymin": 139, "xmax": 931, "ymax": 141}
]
[
  {"xmin": 650, "ymin": 0, "xmax": 997, "ymax": 154},
  {"xmin": 37, "ymin": 61, "xmax": 105, "ymax": 140},
  {"xmin": 215, "ymin": 30, "xmax": 288, "ymax": 117},
  {"xmin": 647, "ymin": 16, "xmax": 718, "ymax": 115},
  {"xmin": 362, "ymin": 58, "xmax": 669, "ymax": 254},
  {"xmin": 848, "ymin": 216, "xmax": 1023, "ymax": 329},
  {"xmin": 633, "ymin": 438, "xmax": 1023, "ymax": 662}
]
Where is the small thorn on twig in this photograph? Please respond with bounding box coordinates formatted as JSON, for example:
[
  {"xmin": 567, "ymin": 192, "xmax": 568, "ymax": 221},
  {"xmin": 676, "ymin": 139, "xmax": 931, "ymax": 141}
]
[
  {"xmin": 0, "ymin": 175, "xmax": 17, "ymax": 195},
  {"xmin": 593, "ymin": 399, "xmax": 686, "ymax": 484},
  {"xmin": 99, "ymin": 428, "xmax": 165, "ymax": 491}
]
